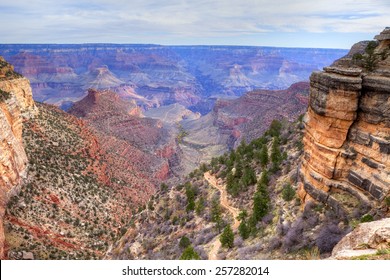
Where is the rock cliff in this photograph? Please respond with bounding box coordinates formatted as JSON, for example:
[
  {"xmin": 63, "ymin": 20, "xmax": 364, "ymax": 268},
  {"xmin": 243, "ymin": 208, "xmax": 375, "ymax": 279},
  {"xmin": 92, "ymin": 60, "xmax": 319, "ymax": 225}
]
[
  {"xmin": 0, "ymin": 56, "xmax": 37, "ymax": 258},
  {"xmin": 298, "ymin": 29, "xmax": 390, "ymax": 218}
]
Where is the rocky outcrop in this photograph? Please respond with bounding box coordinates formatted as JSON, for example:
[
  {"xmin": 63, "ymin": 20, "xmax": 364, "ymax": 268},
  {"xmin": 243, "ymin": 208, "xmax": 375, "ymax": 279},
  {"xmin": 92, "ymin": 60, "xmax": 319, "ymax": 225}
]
[
  {"xmin": 298, "ymin": 29, "xmax": 390, "ymax": 217},
  {"xmin": 331, "ymin": 218, "xmax": 390, "ymax": 259},
  {"xmin": 0, "ymin": 56, "xmax": 37, "ymax": 258}
]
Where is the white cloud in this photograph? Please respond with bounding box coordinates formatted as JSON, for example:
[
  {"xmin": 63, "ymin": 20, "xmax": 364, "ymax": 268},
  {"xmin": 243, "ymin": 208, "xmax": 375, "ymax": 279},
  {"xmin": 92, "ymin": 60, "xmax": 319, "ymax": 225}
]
[{"xmin": 0, "ymin": 0, "xmax": 388, "ymax": 45}]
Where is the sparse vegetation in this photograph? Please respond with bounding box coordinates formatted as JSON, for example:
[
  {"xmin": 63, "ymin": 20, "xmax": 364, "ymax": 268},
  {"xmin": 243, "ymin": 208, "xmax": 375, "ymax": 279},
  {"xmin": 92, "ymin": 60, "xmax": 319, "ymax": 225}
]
[{"xmin": 0, "ymin": 89, "xmax": 11, "ymax": 102}]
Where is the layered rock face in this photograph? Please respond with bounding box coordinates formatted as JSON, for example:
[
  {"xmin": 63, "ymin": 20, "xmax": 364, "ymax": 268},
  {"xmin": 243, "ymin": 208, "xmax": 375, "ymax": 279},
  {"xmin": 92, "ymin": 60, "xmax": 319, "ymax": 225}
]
[
  {"xmin": 0, "ymin": 56, "xmax": 37, "ymax": 258},
  {"xmin": 298, "ymin": 30, "xmax": 390, "ymax": 217}
]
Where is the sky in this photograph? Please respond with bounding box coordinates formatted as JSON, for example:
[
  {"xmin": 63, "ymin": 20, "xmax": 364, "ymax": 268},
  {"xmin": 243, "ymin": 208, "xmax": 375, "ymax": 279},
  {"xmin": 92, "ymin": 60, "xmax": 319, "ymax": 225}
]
[{"xmin": 0, "ymin": 0, "xmax": 389, "ymax": 49}]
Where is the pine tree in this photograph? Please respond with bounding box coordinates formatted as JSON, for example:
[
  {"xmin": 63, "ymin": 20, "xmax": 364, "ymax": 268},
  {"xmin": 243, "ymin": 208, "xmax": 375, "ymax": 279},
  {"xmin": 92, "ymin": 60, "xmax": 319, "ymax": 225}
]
[
  {"xmin": 252, "ymin": 189, "xmax": 269, "ymax": 222},
  {"xmin": 211, "ymin": 198, "xmax": 223, "ymax": 232},
  {"xmin": 242, "ymin": 165, "xmax": 257, "ymax": 187},
  {"xmin": 195, "ymin": 196, "xmax": 205, "ymax": 215},
  {"xmin": 220, "ymin": 225, "xmax": 234, "ymax": 248},
  {"xmin": 180, "ymin": 246, "xmax": 201, "ymax": 260},
  {"xmin": 259, "ymin": 144, "xmax": 269, "ymax": 168},
  {"xmin": 185, "ymin": 183, "xmax": 196, "ymax": 212},
  {"xmin": 238, "ymin": 220, "xmax": 250, "ymax": 240}
]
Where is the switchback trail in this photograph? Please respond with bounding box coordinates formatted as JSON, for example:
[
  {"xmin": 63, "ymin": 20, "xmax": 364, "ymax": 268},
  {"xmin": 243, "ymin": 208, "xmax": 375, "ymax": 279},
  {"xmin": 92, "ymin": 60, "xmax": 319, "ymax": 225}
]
[{"xmin": 204, "ymin": 171, "xmax": 240, "ymax": 260}]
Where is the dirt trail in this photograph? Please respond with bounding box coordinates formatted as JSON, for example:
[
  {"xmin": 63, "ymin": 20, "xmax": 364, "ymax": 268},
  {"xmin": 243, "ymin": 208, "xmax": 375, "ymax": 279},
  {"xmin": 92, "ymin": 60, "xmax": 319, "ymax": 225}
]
[{"xmin": 204, "ymin": 171, "xmax": 240, "ymax": 260}]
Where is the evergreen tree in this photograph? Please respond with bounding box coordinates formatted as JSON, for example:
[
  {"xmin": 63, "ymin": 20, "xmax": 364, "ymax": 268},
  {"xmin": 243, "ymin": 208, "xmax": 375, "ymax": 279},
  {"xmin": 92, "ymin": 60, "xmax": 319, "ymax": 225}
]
[
  {"xmin": 252, "ymin": 189, "xmax": 269, "ymax": 222},
  {"xmin": 220, "ymin": 225, "xmax": 234, "ymax": 248},
  {"xmin": 267, "ymin": 119, "xmax": 282, "ymax": 137},
  {"xmin": 242, "ymin": 165, "xmax": 257, "ymax": 187},
  {"xmin": 210, "ymin": 198, "xmax": 223, "ymax": 232},
  {"xmin": 271, "ymin": 136, "xmax": 281, "ymax": 163},
  {"xmin": 195, "ymin": 196, "xmax": 205, "ymax": 215},
  {"xmin": 257, "ymin": 169, "xmax": 269, "ymax": 189},
  {"xmin": 238, "ymin": 220, "xmax": 250, "ymax": 240},
  {"xmin": 259, "ymin": 144, "xmax": 269, "ymax": 168},
  {"xmin": 185, "ymin": 183, "xmax": 196, "ymax": 212},
  {"xmin": 237, "ymin": 209, "xmax": 248, "ymax": 221},
  {"xmin": 180, "ymin": 246, "xmax": 201, "ymax": 260},
  {"xmin": 282, "ymin": 183, "xmax": 296, "ymax": 201},
  {"xmin": 234, "ymin": 159, "xmax": 243, "ymax": 178}
]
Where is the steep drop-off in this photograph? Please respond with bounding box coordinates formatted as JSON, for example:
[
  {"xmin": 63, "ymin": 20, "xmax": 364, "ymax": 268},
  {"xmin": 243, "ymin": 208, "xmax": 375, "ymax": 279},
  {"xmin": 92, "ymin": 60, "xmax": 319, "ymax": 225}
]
[
  {"xmin": 0, "ymin": 56, "xmax": 37, "ymax": 258},
  {"xmin": 298, "ymin": 28, "xmax": 390, "ymax": 218}
]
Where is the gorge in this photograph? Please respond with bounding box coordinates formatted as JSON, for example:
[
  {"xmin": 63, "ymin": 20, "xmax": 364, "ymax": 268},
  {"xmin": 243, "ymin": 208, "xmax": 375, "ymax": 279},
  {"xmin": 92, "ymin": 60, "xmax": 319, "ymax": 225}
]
[{"xmin": 0, "ymin": 30, "xmax": 389, "ymax": 260}]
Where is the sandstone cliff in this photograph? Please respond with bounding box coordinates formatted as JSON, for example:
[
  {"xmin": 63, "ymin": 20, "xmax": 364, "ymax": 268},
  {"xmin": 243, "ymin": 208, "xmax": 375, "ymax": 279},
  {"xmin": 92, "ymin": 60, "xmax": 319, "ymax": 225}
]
[
  {"xmin": 298, "ymin": 28, "xmax": 390, "ymax": 219},
  {"xmin": 0, "ymin": 56, "xmax": 37, "ymax": 258}
]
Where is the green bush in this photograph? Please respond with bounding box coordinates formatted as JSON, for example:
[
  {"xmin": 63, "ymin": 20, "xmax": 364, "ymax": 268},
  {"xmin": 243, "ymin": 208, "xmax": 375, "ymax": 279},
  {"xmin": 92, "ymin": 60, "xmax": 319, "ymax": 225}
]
[
  {"xmin": 179, "ymin": 236, "xmax": 191, "ymax": 249},
  {"xmin": 360, "ymin": 214, "xmax": 374, "ymax": 223},
  {"xmin": 282, "ymin": 184, "xmax": 296, "ymax": 201},
  {"xmin": 180, "ymin": 246, "xmax": 201, "ymax": 260}
]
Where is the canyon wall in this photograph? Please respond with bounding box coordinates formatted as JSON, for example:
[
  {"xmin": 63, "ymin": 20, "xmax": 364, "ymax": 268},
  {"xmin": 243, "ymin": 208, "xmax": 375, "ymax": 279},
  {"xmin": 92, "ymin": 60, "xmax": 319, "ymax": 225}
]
[
  {"xmin": 0, "ymin": 56, "xmax": 37, "ymax": 258},
  {"xmin": 298, "ymin": 29, "xmax": 390, "ymax": 217}
]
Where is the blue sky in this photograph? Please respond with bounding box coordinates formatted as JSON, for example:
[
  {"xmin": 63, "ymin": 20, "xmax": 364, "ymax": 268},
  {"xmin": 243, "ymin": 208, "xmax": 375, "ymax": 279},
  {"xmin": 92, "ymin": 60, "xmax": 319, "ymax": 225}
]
[{"xmin": 0, "ymin": 0, "xmax": 388, "ymax": 48}]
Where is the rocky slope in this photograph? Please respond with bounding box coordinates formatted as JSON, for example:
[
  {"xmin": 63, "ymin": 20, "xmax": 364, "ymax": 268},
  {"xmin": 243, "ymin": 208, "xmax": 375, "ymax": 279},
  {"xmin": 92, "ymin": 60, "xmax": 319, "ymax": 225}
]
[
  {"xmin": 298, "ymin": 28, "xmax": 390, "ymax": 219},
  {"xmin": 68, "ymin": 89, "xmax": 180, "ymax": 182},
  {"xmin": 178, "ymin": 82, "xmax": 309, "ymax": 173},
  {"xmin": 4, "ymin": 103, "xmax": 142, "ymax": 259},
  {"xmin": 0, "ymin": 56, "xmax": 37, "ymax": 258},
  {"xmin": 0, "ymin": 44, "xmax": 346, "ymax": 112}
]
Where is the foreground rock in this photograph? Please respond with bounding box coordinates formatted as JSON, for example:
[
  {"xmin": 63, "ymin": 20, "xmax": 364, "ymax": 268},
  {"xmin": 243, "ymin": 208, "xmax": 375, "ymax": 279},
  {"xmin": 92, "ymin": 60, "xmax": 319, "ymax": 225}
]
[{"xmin": 331, "ymin": 218, "xmax": 390, "ymax": 259}]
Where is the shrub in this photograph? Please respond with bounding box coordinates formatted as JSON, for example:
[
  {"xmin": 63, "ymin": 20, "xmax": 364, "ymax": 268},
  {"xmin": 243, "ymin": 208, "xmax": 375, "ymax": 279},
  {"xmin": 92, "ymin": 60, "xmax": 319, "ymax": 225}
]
[
  {"xmin": 385, "ymin": 197, "xmax": 390, "ymax": 207},
  {"xmin": 179, "ymin": 236, "xmax": 191, "ymax": 249},
  {"xmin": 282, "ymin": 183, "xmax": 296, "ymax": 201},
  {"xmin": 0, "ymin": 89, "xmax": 11, "ymax": 102},
  {"xmin": 360, "ymin": 214, "xmax": 374, "ymax": 223},
  {"xmin": 315, "ymin": 223, "xmax": 347, "ymax": 253},
  {"xmin": 283, "ymin": 218, "xmax": 305, "ymax": 252}
]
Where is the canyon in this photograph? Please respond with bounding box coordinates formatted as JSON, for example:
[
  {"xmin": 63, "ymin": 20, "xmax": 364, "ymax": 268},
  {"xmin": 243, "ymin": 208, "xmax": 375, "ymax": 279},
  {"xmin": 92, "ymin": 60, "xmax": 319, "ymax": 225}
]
[
  {"xmin": 0, "ymin": 30, "xmax": 389, "ymax": 260},
  {"xmin": 0, "ymin": 44, "xmax": 345, "ymax": 113}
]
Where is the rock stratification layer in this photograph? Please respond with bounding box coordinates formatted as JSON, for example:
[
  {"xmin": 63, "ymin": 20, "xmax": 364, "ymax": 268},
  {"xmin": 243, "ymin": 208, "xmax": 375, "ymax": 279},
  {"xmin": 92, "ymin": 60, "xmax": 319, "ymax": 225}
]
[
  {"xmin": 298, "ymin": 29, "xmax": 390, "ymax": 216},
  {"xmin": 0, "ymin": 56, "xmax": 37, "ymax": 258}
]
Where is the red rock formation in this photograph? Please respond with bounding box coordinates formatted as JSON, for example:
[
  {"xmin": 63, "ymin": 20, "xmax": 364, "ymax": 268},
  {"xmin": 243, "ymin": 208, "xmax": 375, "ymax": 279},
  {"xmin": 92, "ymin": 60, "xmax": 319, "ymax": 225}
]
[
  {"xmin": 298, "ymin": 29, "xmax": 390, "ymax": 215},
  {"xmin": 69, "ymin": 89, "xmax": 179, "ymax": 191}
]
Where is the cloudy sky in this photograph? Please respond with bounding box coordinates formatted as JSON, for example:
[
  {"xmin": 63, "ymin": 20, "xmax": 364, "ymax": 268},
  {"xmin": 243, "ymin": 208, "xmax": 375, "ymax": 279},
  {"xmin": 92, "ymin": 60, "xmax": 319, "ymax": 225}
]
[{"xmin": 0, "ymin": 0, "xmax": 388, "ymax": 48}]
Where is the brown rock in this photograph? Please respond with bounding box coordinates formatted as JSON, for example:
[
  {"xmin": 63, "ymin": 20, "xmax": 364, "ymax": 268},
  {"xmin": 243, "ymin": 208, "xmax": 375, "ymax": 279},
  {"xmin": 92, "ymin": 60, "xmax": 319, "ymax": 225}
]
[{"xmin": 299, "ymin": 29, "xmax": 390, "ymax": 212}]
